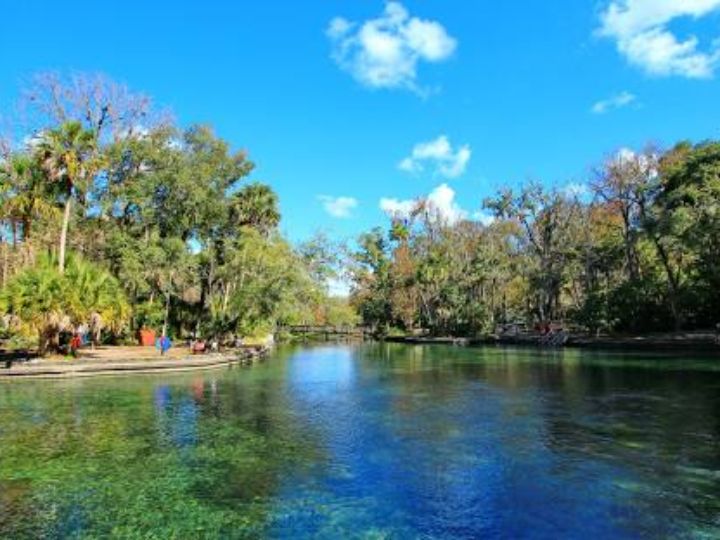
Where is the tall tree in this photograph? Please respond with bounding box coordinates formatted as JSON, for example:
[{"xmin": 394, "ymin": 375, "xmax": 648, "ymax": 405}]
[
  {"xmin": 592, "ymin": 149, "xmax": 657, "ymax": 282},
  {"xmin": 652, "ymin": 142, "xmax": 720, "ymax": 327},
  {"xmin": 35, "ymin": 121, "xmax": 101, "ymax": 273},
  {"xmin": 228, "ymin": 183, "xmax": 281, "ymax": 236},
  {"xmin": 485, "ymin": 184, "xmax": 580, "ymax": 322}
]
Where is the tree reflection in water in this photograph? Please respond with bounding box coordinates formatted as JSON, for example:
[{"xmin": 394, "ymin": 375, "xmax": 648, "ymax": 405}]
[{"xmin": 0, "ymin": 344, "xmax": 718, "ymax": 538}]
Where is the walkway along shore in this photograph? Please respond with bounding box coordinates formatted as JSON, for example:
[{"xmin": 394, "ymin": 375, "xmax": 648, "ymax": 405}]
[
  {"xmin": 0, "ymin": 345, "xmax": 270, "ymax": 379},
  {"xmin": 385, "ymin": 331, "xmax": 720, "ymax": 354}
]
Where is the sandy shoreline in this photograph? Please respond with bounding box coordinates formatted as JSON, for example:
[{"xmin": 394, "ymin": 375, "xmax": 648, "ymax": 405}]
[{"xmin": 0, "ymin": 345, "xmax": 270, "ymax": 379}]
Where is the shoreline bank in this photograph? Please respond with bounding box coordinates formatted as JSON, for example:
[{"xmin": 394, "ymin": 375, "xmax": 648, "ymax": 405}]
[
  {"xmin": 0, "ymin": 345, "xmax": 270, "ymax": 379},
  {"xmin": 384, "ymin": 332, "xmax": 720, "ymax": 354}
]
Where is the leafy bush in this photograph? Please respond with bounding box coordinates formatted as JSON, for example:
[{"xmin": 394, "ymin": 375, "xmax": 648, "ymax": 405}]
[{"xmin": 0, "ymin": 254, "xmax": 130, "ymax": 353}]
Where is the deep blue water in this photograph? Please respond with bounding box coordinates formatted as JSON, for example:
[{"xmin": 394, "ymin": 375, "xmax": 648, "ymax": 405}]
[{"xmin": 1, "ymin": 343, "xmax": 719, "ymax": 539}]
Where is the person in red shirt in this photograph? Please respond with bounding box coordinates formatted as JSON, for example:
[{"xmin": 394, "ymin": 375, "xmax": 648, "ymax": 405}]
[{"xmin": 70, "ymin": 334, "xmax": 82, "ymax": 357}]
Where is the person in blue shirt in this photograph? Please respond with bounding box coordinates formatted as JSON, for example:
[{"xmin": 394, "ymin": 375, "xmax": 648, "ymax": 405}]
[{"xmin": 156, "ymin": 335, "xmax": 172, "ymax": 355}]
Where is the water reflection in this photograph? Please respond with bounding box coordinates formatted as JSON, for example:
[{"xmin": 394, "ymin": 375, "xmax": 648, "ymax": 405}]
[
  {"xmin": 273, "ymin": 344, "xmax": 720, "ymax": 538},
  {"xmin": 0, "ymin": 344, "xmax": 718, "ymax": 538}
]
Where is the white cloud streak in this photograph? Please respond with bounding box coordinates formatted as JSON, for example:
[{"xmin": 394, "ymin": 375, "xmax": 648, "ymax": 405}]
[
  {"xmin": 327, "ymin": 2, "xmax": 457, "ymax": 92},
  {"xmin": 613, "ymin": 147, "xmax": 660, "ymax": 178},
  {"xmin": 379, "ymin": 197, "xmax": 418, "ymax": 217},
  {"xmin": 318, "ymin": 195, "xmax": 358, "ymax": 218},
  {"xmin": 562, "ymin": 182, "xmax": 591, "ymax": 199},
  {"xmin": 598, "ymin": 0, "xmax": 720, "ymax": 78},
  {"xmin": 472, "ymin": 210, "xmax": 496, "ymax": 226},
  {"xmin": 592, "ymin": 91, "xmax": 637, "ymax": 114},
  {"xmin": 398, "ymin": 135, "xmax": 471, "ymax": 178},
  {"xmin": 380, "ymin": 183, "xmax": 480, "ymax": 225}
]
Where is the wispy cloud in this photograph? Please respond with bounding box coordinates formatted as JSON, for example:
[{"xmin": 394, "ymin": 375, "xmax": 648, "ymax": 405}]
[
  {"xmin": 318, "ymin": 195, "xmax": 358, "ymax": 218},
  {"xmin": 612, "ymin": 147, "xmax": 660, "ymax": 177},
  {"xmin": 472, "ymin": 210, "xmax": 496, "ymax": 226},
  {"xmin": 379, "ymin": 197, "xmax": 418, "ymax": 217},
  {"xmin": 380, "ymin": 183, "xmax": 472, "ymax": 225},
  {"xmin": 598, "ymin": 0, "xmax": 720, "ymax": 78},
  {"xmin": 562, "ymin": 182, "xmax": 590, "ymax": 199},
  {"xmin": 398, "ymin": 135, "xmax": 471, "ymax": 178},
  {"xmin": 327, "ymin": 2, "xmax": 457, "ymax": 93},
  {"xmin": 592, "ymin": 91, "xmax": 637, "ymax": 114}
]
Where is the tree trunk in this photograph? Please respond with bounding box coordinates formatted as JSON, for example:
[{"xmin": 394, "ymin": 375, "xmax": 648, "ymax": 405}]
[
  {"xmin": 653, "ymin": 238, "xmax": 683, "ymax": 331},
  {"xmin": 58, "ymin": 197, "xmax": 72, "ymax": 273},
  {"xmin": 621, "ymin": 210, "xmax": 640, "ymax": 282},
  {"xmin": 38, "ymin": 327, "xmax": 60, "ymax": 356},
  {"xmin": 222, "ymin": 281, "xmax": 233, "ymax": 314},
  {"xmin": 1, "ymin": 242, "xmax": 7, "ymax": 287},
  {"xmin": 22, "ymin": 216, "xmax": 32, "ymax": 244},
  {"xmin": 162, "ymin": 291, "xmax": 171, "ymax": 337},
  {"xmin": 38, "ymin": 329, "xmax": 48, "ymax": 356}
]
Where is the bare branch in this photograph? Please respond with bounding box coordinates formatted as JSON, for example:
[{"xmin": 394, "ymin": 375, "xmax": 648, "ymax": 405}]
[{"xmin": 19, "ymin": 71, "xmax": 173, "ymax": 143}]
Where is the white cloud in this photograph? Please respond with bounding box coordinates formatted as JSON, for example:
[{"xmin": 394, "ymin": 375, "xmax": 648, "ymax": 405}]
[
  {"xmin": 327, "ymin": 277, "xmax": 352, "ymax": 297},
  {"xmin": 166, "ymin": 138, "xmax": 183, "ymax": 150},
  {"xmin": 472, "ymin": 210, "xmax": 496, "ymax": 226},
  {"xmin": 318, "ymin": 195, "xmax": 358, "ymax": 218},
  {"xmin": 562, "ymin": 182, "xmax": 590, "ymax": 198},
  {"xmin": 615, "ymin": 147, "xmax": 637, "ymax": 163},
  {"xmin": 380, "ymin": 183, "xmax": 474, "ymax": 225},
  {"xmin": 117, "ymin": 124, "xmax": 150, "ymax": 140},
  {"xmin": 426, "ymin": 183, "xmax": 467, "ymax": 223},
  {"xmin": 598, "ymin": 0, "xmax": 720, "ymax": 78},
  {"xmin": 327, "ymin": 2, "xmax": 457, "ymax": 92},
  {"xmin": 591, "ymin": 91, "xmax": 637, "ymax": 114},
  {"xmin": 612, "ymin": 147, "xmax": 660, "ymax": 177},
  {"xmin": 398, "ymin": 135, "xmax": 471, "ymax": 178},
  {"xmin": 379, "ymin": 197, "xmax": 418, "ymax": 217},
  {"xmin": 22, "ymin": 131, "xmax": 46, "ymax": 150},
  {"xmin": 327, "ymin": 17, "xmax": 352, "ymax": 40}
]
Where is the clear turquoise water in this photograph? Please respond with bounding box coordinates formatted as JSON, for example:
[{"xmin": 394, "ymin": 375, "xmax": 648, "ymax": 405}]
[{"xmin": 1, "ymin": 344, "xmax": 719, "ymax": 539}]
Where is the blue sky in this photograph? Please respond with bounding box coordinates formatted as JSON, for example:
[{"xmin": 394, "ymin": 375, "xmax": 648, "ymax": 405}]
[{"xmin": 2, "ymin": 0, "xmax": 720, "ymax": 242}]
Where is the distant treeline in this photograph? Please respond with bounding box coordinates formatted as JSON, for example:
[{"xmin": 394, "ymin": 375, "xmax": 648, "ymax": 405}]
[{"xmin": 349, "ymin": 143, "xmax": 720, "ymax": 336}]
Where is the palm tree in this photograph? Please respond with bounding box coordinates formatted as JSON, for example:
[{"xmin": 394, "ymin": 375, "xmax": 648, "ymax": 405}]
[
  {"xmin": 0, "ymin": 254, "xmax": 130, "ymax": 354},
  {"xmin": 1, "ymin": 154, "xmax": 58, "ymax": 244},
  {"xmin": 228, "ymin": 183, "xmax": 280, "ymax": 235},
  {"xmin": 64, "ymin": 255, "xmax": 130, "ymax": 346},
  {"xmin": 0, "ymin": 257, "xmax": 69, "ymax": 353},
  {"xmin": 34, "ymin": 121, "xmax": 101, "ymax": 273}
]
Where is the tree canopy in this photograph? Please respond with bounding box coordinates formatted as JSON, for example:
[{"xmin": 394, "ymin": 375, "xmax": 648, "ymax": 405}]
[
  {"xmin": 350, "ymin": 144, "xmax": 720, "ymax": 336},
  {"xmin": 0, "ymin": 72, "xmax": 352, "ymax": 352}
]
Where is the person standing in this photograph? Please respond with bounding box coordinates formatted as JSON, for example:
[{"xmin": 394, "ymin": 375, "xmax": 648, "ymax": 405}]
[
  {"xmin": 157, "ymin": 334, "xmax": 172, "ymax": 355},
  {"xmin": 160, "ymin": 335, "xmax": 172, "ymax": 355},
  {"xmin": 69, "ymin": 333, "xmax": 82, "ymax": 357}
]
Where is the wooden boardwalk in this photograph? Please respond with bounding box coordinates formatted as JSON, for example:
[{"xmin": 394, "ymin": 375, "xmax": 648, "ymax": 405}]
[{"xmin": 278, "ymin": 325, "xmax": 372, "ymax": 340}]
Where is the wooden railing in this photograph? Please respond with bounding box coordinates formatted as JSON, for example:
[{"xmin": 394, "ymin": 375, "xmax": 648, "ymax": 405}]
[{"xmin": 277, "ymin": 325, "xmax": 372, "ymax": 339}]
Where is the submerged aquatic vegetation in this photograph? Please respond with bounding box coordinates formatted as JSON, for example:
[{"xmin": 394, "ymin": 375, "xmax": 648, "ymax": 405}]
[{"xmin": 0, "ymin": 344, "xmax": 718, "ymax": 538}]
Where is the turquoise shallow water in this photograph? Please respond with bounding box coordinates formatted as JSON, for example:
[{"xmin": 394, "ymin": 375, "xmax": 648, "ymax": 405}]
[{"xmin": 0, "ymin": 343, "xmax": 719, "ymax": 539}]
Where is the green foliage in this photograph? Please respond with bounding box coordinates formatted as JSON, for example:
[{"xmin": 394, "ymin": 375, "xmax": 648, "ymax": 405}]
[
  {"xmin": 352, "ymin": 143, "xmax": 720, "ymax": 336},
  {"xmin": 1, "ymin": 73, "xmax": 354, "ymax": 349},
  {"xmin": 0, "ymin": 153, "xmax": 58, "ymax": 242},
  {"xmin": 350, "ymin": 228, "xmax": 393, "ymax": 331},
  {"xmin": 133, "ymin": 301, "xmax": 165, "ymax": 330},
  {"xmin": 228, "ymin": 183, "xmax": 281, "ymax": 235},
  {"xmin": 211, "ymin": 230, "xmax": 285, "ymax": 334},
  {"xmin": 321, "ymin": 297, "xmax": 361, "ymax": 327},
  {"xmin": 0, "ymin": 254, "xmax": 129, "ymax": 351}
]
